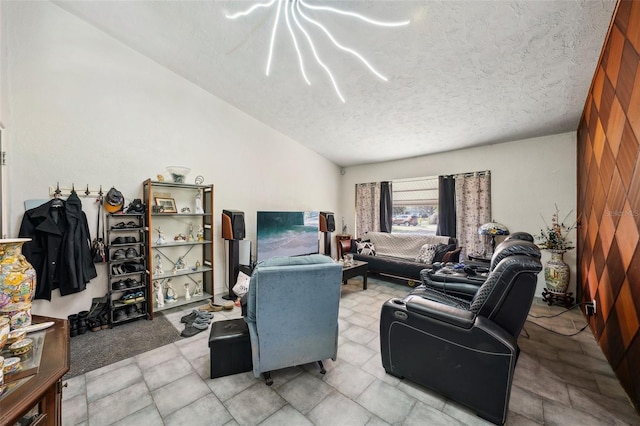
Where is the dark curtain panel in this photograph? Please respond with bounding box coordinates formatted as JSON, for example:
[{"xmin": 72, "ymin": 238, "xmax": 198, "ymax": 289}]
[
  {"xmin": 437, "ymin": 175, "xmax": 456, "ymax": 237},
  {"xmin": 379, "ymin": 181, "xmax": 393, "ymax": 233}
]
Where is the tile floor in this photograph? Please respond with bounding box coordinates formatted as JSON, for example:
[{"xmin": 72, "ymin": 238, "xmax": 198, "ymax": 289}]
[{"xmin": 61, "ymin": 277, "xmax": 640, "ymax": 425}]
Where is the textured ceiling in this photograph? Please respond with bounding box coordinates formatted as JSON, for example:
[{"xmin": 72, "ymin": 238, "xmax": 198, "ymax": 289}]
[{"xmin": 54, "ymin": 0, "xmax": 616, "ymax": 167}]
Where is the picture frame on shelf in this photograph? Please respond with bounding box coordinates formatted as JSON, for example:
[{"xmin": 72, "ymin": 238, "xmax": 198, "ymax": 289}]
[{"xmin": 155, "ymin": 197, "xmax": 177, "ymax": 213}]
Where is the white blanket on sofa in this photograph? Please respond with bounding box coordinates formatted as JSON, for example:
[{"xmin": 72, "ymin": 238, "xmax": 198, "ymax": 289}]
[{"xmin": 366, "ymin": 232, "xmax": 451, "ymax": 261}]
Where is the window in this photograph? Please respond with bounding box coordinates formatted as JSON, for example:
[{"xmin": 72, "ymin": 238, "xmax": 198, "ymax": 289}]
[{"xmin": 391, "ymin": 177, "xmax": 438, "ymax": 235}]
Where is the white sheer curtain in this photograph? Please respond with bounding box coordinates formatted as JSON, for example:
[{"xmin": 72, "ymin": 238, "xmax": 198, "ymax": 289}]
[
  {"xmin": 355, "ymin": 182, "xmax": 381, "ymax": 239},
  {"xmin": 455, "ymin": 172, "xmax": 491, "ymax": 260}
]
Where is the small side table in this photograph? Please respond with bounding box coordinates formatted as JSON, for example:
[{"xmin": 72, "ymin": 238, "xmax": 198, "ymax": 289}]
[{"xmin": 342, "ymin": 260, "xmax": 368, "ymax": 290}]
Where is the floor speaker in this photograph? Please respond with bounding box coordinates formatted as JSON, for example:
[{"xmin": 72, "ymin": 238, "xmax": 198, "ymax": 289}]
[
  {"xmin": 320, "ymin": 212, "xmax": 335, "ymax": 233},
  {"xmin": 222, "ymin": 210, "xmax": 245, "ymax": 240}
]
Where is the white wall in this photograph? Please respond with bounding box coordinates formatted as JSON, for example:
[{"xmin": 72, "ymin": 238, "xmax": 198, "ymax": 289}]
[
  {"xmin": 339, "ymin": 133, "xmax": 578, "ymax": 296},
  {"xmin": 3, "ymin": 2, "xmax": 341, "ymax": 318}
]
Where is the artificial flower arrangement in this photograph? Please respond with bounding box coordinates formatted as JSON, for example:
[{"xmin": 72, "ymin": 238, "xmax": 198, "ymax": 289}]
[{"xmin": 536, "ymin": 205, "xmax": 576, "ymax": 251}]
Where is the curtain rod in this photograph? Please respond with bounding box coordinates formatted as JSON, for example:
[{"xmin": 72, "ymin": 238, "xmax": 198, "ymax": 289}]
[{"xmin": 442, "ymin": 170, "xmax": 490, "ymax": 179}]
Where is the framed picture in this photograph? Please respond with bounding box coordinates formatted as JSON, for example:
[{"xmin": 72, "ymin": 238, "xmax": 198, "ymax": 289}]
[{"xmin": 155, "ymin": 197, "xmax": 177, "ymax": 213}]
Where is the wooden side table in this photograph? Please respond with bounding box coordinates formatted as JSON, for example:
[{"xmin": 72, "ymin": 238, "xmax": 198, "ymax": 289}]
[{"xmin": 0, "ymin": 316, "xmax": 69, "ymax": 426}]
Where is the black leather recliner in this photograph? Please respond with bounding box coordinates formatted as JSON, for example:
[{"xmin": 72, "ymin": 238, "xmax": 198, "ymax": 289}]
[
  {"xmin": 380, "ymin": 241, "xmax": 542, "ymax": 425},
  {"xmin": 414, "ymin": 232, "xmax": 540, "ymax": 301}
]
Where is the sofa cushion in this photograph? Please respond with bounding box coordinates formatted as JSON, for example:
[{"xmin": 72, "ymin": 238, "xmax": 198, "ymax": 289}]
[
  {"xmin": 433, "ymin": 243, "xmax": 457, "ymax": 262},
  {"xmin": 415, "ymin": 244, "xmax": 438, "ymax": 264},
  {"xmin": 357, "ymin": 241, "xmax": 376, "ymax": 256},
  {"xmin": 367, "ymin": 232, "xmax": 452, "ymax": 261}
]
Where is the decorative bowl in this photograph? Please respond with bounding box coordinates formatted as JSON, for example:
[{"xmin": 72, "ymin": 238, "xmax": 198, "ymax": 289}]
[
  {"xmin": 3, "ymin": 357, "xmax": 21, "ymax": 374},
  {"xmin": 9, "ymin": 337, "xmax": 33, "ymax": 356},
  {"xmin": 6, "ymin": 329, "xmax": 26, "ymax": 346},
  {"xmin": 166, "ymin": 166, "xmax": 191, "ymax": 183}
]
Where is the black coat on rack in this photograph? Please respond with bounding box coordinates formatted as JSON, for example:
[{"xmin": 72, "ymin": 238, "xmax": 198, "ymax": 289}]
[{"xmin": 19, "ymin": 191, "xmax": 97, "ymax": 300}]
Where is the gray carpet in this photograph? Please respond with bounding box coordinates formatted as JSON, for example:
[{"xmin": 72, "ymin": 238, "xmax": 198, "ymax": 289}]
[{"xmin": 65, "ymin": 314, "xmax": 182, "ymax": 379}]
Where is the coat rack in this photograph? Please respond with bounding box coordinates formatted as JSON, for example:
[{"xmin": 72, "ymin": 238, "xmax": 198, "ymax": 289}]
[{"xmin": 49, "ymin": 183, "xmax": 105, "ymax": 198}]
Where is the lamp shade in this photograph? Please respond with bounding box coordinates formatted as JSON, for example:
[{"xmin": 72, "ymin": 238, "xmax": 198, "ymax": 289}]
[{"xmin": 478, "ymin": 222, "xmax": 510, "ymax": 236}]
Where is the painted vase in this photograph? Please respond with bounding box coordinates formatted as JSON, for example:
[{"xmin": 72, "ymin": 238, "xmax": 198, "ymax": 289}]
[
  {"xmin": 544, "ymin": 249, "xmax": 570, "ymax": 293},
  {"xmin": 0, "ymin": 239, "xmax": 37, "ymax": 329},
  {"xmin": 0, "ymin": 317, "xmax": 9, "ymax": 351}
]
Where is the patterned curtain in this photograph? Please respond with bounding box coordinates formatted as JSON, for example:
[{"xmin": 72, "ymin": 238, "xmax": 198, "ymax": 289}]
[
  {"xmin": 455, "ymin": 172, "xmax": 491, "ymax": 260},
  {"xmin": 355, "ymin": 182, "xmax": 381, "ymax": 239}
]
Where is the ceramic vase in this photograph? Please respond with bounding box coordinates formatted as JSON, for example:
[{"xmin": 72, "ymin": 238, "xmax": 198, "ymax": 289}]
[
  {"xmin": 544, "ymin": 249, "xmax": 570, "ymax": 293},
  {"xmin": 0, "ymin": 238, "xmax": 37, "ymax": 329}
]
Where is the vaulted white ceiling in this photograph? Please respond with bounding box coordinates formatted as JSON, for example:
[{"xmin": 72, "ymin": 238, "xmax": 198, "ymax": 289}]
[{"xmin": 54, "ymin": 0, "xmax": 616, "ymax": 166}]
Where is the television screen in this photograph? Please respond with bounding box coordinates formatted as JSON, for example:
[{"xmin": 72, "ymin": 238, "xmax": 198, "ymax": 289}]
[{"xmin": 256, "ymin": 211, "xmax": 319, "ymax": 263}]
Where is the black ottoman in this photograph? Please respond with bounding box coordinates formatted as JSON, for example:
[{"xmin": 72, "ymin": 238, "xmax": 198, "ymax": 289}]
[{"xmin": 208, "ymin": 318, "xmax": 253, "ymax": 379}]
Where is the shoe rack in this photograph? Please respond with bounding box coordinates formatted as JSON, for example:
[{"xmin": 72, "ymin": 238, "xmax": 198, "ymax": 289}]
[
  {"xmin": 143, "ymin": 179, "xmax": 214, "ymax": 319},
  {"xmin": 106, "ymin": 212, "xmax": 149, "ymax": 326}
]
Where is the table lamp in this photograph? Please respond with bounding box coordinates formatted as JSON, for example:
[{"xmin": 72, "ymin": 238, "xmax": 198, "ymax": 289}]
[{"xmin": 479, "ymin": 221, "xmax": 510, "ymax": 255}]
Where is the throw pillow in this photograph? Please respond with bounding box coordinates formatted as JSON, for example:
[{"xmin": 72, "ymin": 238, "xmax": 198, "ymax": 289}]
[
  {"xmin": 356, "ymin": 241, "xmax": 376, "ymax": 256},
  {"xmin": 433, "ymin": 243, "xmax": 457, "ymax": 262},
  {"xmin": 416, "ymin": 243, "xmax": 438, "ymax": 264}
]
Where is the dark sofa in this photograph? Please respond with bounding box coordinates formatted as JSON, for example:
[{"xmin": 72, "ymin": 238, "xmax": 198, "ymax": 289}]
[{"xmin": 338, "ymin": 231, "xmax": 460, "ymax": 283}]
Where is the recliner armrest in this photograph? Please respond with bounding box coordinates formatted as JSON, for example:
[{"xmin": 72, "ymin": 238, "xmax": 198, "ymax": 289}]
[
  {"xmin": 404, "ymin": 295, "xmax": 475, "ymax": 329},
  {"xmin": 417, "ymin": 270, "xmax": 485, "ymax": 300}
]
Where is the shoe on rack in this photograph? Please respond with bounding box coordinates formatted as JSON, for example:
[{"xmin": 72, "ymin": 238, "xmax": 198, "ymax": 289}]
[
  {"xmin": 112, "ymin": 280, "xmax": 127, "ymax": 291},
  {"xmin": 111, "ymin": 265, "xmax": 125, "ymax": 275},
  {"xmin": 114, "ymin": 309, "xmax": 127, "ymax": 322},
  {"xmin": 121, "ymin": 292, "xmax": 136, "ymax": 304},
  {"xmin": 125, "ymin": 247, "xmax": 138, "ymax": 259},
  {"xmin": 112, "ymin": 237, "xmax": 126, "ymax": 245},
  {"xmin": 125, "ymin": 221, "xmax": 138, "ymax": 228},
  {"xmin": 124, "ymin": 263, "xmax": 145, "ymax": 273},
  {"xmin": 126, "ymin": 236, "xmax": 138, "ymax": 243},
  {"xmin": 124, "ymin": 278, "xmax": 139, "ymax": 288},
  {"xmin": 112, "ymin": 249, "xmax": 126, "ymax": 260},
  {"xmin": 126, "ymin": 304, "xmax": 140, "ymax": 318},
  {"xmin": 133, "ymin": 291, "xmax": 145, "ymax": 302}
]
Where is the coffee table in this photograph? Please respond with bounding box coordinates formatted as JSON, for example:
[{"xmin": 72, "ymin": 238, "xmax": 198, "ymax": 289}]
[{"xmin": 342, "ymin": 260, "xmax": 368, "ymax": 290}]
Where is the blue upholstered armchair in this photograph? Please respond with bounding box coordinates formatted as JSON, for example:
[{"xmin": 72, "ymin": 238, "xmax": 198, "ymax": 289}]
[{"xmin": 244, "ymin": 254, "xmax": 343, "ymax": 385}]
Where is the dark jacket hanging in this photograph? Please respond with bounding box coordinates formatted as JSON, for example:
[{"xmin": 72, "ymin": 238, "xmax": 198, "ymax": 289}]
[{"xmin": 19, "ymin": 191, "xmax": 97, "ymax": 300}]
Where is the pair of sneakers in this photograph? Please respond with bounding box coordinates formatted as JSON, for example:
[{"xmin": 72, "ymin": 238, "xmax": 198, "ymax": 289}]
[
  {"xmin": 112, "ymin": 247, "xmax": 138, "ymax": 260},
  {"xmin": 112, "ymin": 236, "xmax": 137, "ymax": 244},
  {"xmin": 112, "ymin": 262, "xmax": 145, "ymax": 275},
  {"xmin": 120, "ymin": 290, "xmax": 144, "ymax": 304}
]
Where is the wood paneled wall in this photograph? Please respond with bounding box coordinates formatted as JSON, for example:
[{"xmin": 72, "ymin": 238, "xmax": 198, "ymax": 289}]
[{"xmin": 577, "ymin": 0, "xmax": 640, "ymax": 413}]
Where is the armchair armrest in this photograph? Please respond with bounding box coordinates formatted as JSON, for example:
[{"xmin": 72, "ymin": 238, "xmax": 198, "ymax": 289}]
[
  {"xmin": 442, "ymin": 247, "xmax": 462, "ymax": 263},
  {"xmin": 338, "ymin": 239, "xmax": 352, "ymax": 259},
  {"xmin": 417, "ymin": 269, "xmax": 485, "ymax": 300},
  {"xmin": 404, "ymin": 295, "xmax": 475, "ymax": 329}
]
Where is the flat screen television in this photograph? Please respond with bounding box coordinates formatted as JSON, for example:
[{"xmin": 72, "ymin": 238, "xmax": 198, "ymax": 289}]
[{"xmin": 256, "ymin": 211, "xmax": 319, "ymax": 263}]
